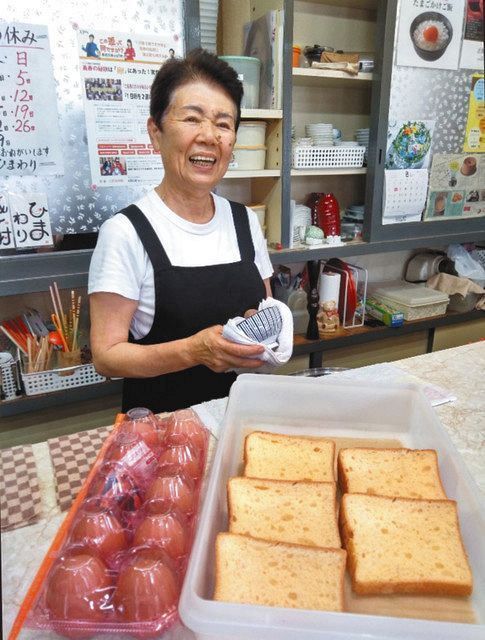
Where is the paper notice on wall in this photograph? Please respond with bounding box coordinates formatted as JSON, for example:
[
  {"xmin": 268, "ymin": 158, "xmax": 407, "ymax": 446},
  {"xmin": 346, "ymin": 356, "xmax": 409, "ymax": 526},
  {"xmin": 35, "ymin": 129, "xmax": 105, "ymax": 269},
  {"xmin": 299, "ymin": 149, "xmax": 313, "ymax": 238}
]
[
  {"xmin": 0, "ymin": 192, "xmax": 15, "ymax": 249},
  {"xmin": 423, "ymin": 152, "xmax": 485, "ymax": 220},
  {"xmin": 463, "ymin": 73, "xmax": 485, "ymax": 152},
  {"xmin": 77, "ymin": 28, "xmax": 182, "ymax": 187},
  {"xmin": 0, "ymin": 22, "xmax": 64, "ymax": 176},
  {"xmin": 8, "ymin": 192, "xmax": 53, "ymax": 248},
  {"xmin": 459, "ymin": 1, "xmax": 484, "ymax": 69},
  {"xmin": 396, "ymin": 0, "xmax": 465, "ymax": 70},
  {"xmin": 382, "ymin": 169, "xmax": 429, "ymax": 224}
]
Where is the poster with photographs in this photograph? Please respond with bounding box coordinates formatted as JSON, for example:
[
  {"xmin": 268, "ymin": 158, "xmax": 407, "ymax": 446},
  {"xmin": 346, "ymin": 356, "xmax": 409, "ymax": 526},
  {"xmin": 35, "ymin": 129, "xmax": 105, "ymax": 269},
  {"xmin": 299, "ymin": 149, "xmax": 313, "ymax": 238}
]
[
  {"xmin": 77, "ymin": 28, "xmax": 182, "ymax": 187},
  {"xmin": 396, "ymin": 0, "xmax": 465, "ymax": 70},
  {"xmin": 460, "ymin": 0, "xmax": 484, "ymax": 69},
  {"xmin": 424, "ymin": 152, "xmax": 485, "ymax": 220}
]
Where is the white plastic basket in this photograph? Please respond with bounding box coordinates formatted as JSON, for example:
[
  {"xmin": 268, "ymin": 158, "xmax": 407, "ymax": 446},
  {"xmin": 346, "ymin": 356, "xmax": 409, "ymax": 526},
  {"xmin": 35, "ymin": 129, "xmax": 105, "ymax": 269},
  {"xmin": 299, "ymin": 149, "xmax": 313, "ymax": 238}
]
[
  {"xmin": 21, "ymin": 361, "xmax": 106, "ymax": 396},
  {"xmin": 293, "ymin": 145, "xmax": 365, "ymax": 169},
  {"xmin": 0, "ymin": 353, "xmax": 18, "ymax": 401}
]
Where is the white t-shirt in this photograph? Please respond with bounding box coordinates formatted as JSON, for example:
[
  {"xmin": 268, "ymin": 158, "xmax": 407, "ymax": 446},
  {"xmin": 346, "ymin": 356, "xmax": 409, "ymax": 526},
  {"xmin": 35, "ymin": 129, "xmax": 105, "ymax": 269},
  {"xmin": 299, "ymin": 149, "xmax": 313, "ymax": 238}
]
[{"xmin": 88, "ymin": 190, "xmax": 273, "ymax": 339}]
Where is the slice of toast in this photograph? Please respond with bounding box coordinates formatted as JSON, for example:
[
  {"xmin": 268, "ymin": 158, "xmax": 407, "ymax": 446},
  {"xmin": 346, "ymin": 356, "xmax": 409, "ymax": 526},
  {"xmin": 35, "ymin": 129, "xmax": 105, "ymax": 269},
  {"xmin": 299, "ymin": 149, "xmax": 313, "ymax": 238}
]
[
  {"xmin": 228, "ymin": 476, "xmax": 340, "ymax": 548},
  {"xmin": 337, "ymin": 447, "xmax": 447, "ymax": 499},
  {"xmin": 339, "ymin": 493, "xmax": 473, "ymax": 596},
  {"xmin": 214, "ymin": 532, "xmax": 346, "ymax": 611},
  {"xmin": 243, "ymin": 431, "xmax": 335, "ymax": 482}
]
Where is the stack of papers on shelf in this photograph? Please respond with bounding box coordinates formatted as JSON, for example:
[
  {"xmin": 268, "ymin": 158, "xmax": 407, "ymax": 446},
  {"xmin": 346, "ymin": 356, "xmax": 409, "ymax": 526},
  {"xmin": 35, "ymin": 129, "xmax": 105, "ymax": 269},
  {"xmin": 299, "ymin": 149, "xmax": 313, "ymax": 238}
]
[{"xmin": 244, "ymin": 9, "xmax": 284, "ymax": 109}]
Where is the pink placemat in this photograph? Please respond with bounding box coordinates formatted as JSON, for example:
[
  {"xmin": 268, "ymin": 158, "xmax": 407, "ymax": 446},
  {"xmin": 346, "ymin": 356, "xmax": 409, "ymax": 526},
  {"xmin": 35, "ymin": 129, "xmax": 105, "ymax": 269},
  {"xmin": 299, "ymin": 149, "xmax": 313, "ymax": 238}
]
[
  {"xmin": 1, "ymin": 444, "xmax": 41, "ymax": 531},
  {"xmin": 48, "ymin": 425, "xmax": 112, "ymax": 511}
]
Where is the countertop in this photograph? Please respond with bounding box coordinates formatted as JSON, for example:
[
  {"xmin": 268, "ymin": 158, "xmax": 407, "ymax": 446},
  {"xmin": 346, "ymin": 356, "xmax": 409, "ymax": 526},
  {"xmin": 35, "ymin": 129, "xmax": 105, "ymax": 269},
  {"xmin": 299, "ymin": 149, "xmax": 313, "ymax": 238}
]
[{"xmin": 2, "ymin": 341, "xmax": 484, "ymax": 639}]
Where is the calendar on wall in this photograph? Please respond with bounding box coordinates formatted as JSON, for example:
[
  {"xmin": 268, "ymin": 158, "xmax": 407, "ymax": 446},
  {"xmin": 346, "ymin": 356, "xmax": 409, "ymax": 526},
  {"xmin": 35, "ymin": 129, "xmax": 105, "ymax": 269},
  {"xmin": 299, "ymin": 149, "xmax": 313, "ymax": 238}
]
[{"xmin": 382, "ymin": 169, "xmax": 429, "ymax": 225}]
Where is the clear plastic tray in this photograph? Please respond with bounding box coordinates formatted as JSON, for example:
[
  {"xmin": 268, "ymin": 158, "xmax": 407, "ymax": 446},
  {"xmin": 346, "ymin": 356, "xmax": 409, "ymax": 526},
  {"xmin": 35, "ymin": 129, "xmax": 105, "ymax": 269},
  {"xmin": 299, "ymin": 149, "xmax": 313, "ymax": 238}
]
[{"xmin": 179, "ymin": 374, "xmax": 484, "ymax": 640}]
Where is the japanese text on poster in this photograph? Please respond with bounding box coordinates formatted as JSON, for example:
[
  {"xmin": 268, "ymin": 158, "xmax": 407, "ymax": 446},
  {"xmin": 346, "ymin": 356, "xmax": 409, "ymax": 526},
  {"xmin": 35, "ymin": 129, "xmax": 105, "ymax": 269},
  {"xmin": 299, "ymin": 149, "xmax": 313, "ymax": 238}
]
[
  {"xmin": 0, "ymin": 22, "xmax": 64, "ymax": 176},
  {"xmin": 77, "ymin": 29, "xmax": 181, "ymax": 187},
  {"xmin": 463, "ymin": 73, "xmax": 485, "ymax": 152},
  {"xmin": 396, "ymin": 0, "xmax": 465, "ymax": 71},
  {"xmin": 0, "ymin": 191, "xmax": 14, "ymax": 248},
  {"xmin": 7, "ymin": 191, "xmax": 53, "ymax": 248}
]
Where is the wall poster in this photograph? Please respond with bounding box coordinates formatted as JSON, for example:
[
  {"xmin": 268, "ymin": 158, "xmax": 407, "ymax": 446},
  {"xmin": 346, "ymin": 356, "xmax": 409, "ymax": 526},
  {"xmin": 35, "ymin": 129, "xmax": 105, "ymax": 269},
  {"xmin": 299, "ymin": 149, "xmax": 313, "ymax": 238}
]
[
  {"xmin": 77, "ymin": 28, "xmax": 182, "ymax": 187},
  {"xmin": 0, "ymin": 22, "xmax": 64, "ymax": 177},
  {"xmin": 460, "ymin": 0, "xmax": 484, "ymax": 69},
  {"xmin": 424, "ymin": 152, "xmax": 485, "ymax": 220},
  {"xmin": 396, "ymin": 0, "xmax": 465, "ymax": 70},
  {"xmin": 463, "ymin": 73, "xmax": 485, "ymax": 152},
  {"xmin": 385, "ymin": 119, "xmax": 435, "ymax": 170}
]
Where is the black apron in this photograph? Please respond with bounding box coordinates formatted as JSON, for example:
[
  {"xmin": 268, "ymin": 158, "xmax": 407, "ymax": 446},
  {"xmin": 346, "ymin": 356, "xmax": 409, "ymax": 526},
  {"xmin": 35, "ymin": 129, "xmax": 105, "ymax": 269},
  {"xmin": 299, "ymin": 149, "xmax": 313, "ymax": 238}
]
[{"xmin": 120, "ymin": 201, "xmax": 266, "ymax": 413}]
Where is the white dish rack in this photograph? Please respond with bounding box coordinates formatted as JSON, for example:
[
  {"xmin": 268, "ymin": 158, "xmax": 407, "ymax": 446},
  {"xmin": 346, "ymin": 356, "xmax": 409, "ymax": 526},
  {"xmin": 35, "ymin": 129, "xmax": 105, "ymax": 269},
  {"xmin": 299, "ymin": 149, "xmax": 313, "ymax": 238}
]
[{"xmin": 293, "ymin": 145, "xmax": 365, "ymax": 169}]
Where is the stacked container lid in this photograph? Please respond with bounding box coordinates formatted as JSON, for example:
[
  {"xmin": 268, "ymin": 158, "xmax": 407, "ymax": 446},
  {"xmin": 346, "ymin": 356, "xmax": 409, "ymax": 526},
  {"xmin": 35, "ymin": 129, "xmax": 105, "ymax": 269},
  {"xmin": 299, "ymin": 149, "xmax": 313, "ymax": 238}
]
[{"xmin": 371, "ymin": 282, "xmax": 449, "ymax": 321}]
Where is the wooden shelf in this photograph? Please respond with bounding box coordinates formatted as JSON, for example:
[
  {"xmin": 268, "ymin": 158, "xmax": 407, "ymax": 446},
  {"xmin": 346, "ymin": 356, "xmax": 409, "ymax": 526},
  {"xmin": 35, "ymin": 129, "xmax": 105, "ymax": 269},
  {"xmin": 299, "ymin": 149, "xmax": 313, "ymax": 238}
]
[
  {"xmin": 241, "ymin": 109, "xmax": 282, "ymax": 120},
  {"xmin": 292, "ymin": 67, "xmax": 373, "ymax": 88},
  {"xmin": 307, "ymin": 0, "xmax": 377, "ymax": 9},
  {"xmin": 291, "ymin": 167, "xmax": 367, "ymax": 176},
  {"xmin": 0, "ymin": 378, "xmax": 123, "ymax": 417},
  {"xmin": 222, "ymin": 170, "xmax": 280, "ymax": 179},
  {"xmin": 293, "ymin": 309, "xmax": 484, "ymax": 368}
]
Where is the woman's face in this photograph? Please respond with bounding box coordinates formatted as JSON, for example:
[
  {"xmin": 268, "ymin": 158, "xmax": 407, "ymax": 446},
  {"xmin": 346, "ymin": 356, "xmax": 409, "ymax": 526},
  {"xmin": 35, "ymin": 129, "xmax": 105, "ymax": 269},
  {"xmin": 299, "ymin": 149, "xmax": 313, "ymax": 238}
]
[{"xmin": 147, "ymin": 80, "xmax": 237, "ymax": 194}]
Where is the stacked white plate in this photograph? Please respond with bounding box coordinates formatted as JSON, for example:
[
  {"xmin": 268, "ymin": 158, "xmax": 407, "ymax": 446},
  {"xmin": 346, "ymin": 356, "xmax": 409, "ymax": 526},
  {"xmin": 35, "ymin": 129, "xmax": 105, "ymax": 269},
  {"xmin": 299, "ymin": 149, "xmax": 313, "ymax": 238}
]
[
  {"xmin": 355, "ymin": 128, "xmax": 370, "ymax": 146},
  {"xmin": 305, "ymin": 122, "xmax": 333, "ymax": 146}
]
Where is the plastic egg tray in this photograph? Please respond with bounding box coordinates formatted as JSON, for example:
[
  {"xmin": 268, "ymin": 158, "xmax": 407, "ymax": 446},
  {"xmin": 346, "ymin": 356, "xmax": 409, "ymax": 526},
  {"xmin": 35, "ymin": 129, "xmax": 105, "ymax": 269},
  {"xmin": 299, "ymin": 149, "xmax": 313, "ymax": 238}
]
[{"xmin": 17, "ymin": 407, "xmax": 209, "ymax": 639}]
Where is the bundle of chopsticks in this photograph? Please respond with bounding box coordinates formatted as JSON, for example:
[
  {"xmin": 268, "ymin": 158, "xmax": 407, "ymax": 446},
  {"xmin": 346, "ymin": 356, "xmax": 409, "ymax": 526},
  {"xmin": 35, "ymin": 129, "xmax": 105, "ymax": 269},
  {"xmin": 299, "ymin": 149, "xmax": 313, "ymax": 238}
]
[
  {"xmin": 49, "ymin": 282, "xmax": 82, "ymax": 354},
  {"xmin": 0, "ymin": 282, "xmax": 82, "ymax": 374},
  {"xmin": 0, "ymin": 313, "xmax": 53, "ymax": 373}
]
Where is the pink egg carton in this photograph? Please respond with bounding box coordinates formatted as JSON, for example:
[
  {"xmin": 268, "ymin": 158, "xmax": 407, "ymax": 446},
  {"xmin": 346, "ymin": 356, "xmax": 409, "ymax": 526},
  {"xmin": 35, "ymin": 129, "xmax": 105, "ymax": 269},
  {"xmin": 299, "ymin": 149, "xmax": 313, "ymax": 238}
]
[{"xmin": 11, "ymin": 407, "xmax": 210, "ymax": 639}]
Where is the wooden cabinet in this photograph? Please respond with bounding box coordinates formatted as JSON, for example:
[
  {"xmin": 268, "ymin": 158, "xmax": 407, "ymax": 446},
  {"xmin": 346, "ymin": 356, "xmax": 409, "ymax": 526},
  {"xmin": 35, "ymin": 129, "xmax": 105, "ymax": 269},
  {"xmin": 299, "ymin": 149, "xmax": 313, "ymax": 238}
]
[{"xmin": 217, "ymin": 0, "xmax": 485, "ymax": 260}]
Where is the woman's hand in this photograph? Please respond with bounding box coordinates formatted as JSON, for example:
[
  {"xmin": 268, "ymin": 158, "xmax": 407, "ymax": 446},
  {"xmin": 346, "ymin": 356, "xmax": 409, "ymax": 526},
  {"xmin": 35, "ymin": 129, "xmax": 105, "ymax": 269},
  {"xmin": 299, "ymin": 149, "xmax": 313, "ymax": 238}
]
[{"xmin": 188, "ymin": 325, "xmax": 265, "ymax": 372}]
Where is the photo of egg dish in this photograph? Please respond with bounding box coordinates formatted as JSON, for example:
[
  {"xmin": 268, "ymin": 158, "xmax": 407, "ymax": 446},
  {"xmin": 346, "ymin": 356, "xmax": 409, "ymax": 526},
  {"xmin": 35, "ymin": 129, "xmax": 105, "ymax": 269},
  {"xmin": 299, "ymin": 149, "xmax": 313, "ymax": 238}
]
[{"xmin": 409, "ymin": 11, "xmax": 453, "ymax": 61}]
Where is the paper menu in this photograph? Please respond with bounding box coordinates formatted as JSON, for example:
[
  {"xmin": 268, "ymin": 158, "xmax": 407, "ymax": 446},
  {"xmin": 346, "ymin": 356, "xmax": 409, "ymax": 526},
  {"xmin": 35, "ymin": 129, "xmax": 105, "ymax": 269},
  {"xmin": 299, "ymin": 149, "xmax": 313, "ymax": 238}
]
[
  {"xmin": 396, "ymin": 0, "xmax": 465, "ymax": 71},
  {"xmin": 327, "ymin": 362, "xmax": 457, "ymax": 407},
  {"xmin": 382, "ymin": 169, "xmax": 429, "ymax": 223}
]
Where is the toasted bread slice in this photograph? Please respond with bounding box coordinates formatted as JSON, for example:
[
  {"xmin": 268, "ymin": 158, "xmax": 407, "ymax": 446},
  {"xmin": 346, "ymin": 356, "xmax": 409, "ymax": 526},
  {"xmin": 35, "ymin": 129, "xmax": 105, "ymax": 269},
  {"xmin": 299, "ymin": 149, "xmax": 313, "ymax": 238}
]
[
  {"xmin": 340, "ymin": 493, "xmax": 473, "ymax": 596},
  {"xmin": 338, "ymin": 447, "xmax": 447, "ymax": 499},
  {"xmin": 243, "ymin": 431, "xmax": 335, "ymax": 482},
  {"xmin": 214, "ymin": 532, "xmax": 346, "ymax": 611},
  {"xmin": 228, "ymin": 476, "xmax": 340, "ymax": 548}
]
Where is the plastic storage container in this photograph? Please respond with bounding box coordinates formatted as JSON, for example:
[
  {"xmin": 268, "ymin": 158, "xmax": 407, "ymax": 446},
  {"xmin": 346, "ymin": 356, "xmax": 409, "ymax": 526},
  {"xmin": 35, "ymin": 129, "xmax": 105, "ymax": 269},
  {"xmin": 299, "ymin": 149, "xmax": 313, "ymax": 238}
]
[
  {"xmin": 219, "ymin": 56, "xmax": 261, "ymax": 109},
  {"xmin": 236, "ymin": 121, "xmax": 266, "ymax": 146},
  {"xmin": 371, "ymin": 282, "xmax": 449, "ymax": 320},
  {"xmin": 231, "ymin": 145, "xmax": 266, "ymax": 170},
  {"xmin": 249, "ymin": 203, "xmax": 266, "ymax": 229},
  {"xmin": 179, "ymin": 374, "xmax": 484, "ymax": 640}
]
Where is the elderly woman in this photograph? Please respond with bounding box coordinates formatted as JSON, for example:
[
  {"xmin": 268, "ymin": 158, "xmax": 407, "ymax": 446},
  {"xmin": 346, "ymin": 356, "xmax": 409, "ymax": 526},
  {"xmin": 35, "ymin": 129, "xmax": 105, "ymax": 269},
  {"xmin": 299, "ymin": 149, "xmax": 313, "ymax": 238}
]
[{"xmin": 88, "ymin": 49, "xmax": 274, "ymax": 413}]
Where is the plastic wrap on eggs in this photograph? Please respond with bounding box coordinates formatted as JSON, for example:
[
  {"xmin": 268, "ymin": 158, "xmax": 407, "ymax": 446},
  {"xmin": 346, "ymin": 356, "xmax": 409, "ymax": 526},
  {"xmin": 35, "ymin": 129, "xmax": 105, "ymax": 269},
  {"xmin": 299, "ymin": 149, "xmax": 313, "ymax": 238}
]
[{"xmin": 27, "ymin": 407, "xmax": 209, "ymax": 638}]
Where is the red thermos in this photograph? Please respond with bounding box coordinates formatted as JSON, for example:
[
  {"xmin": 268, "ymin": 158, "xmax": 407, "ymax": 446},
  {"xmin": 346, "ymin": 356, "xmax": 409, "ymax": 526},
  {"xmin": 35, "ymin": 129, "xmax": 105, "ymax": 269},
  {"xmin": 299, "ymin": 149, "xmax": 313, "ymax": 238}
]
[
  {"xmin": 317, "ymin": 193, "xmax": 341, "ymax": 238},
  {"xmin": 305, "ymin": 192, "xmax": 325, "ymax": 227}
]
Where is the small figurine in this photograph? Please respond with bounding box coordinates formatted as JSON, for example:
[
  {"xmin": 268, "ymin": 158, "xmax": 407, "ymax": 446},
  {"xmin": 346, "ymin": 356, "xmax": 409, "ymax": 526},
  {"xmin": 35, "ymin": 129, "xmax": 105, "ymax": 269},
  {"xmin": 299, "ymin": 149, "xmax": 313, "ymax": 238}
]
[{"xmin": 317, "ymin": 300, "xmax": 339, "ymax": 335}]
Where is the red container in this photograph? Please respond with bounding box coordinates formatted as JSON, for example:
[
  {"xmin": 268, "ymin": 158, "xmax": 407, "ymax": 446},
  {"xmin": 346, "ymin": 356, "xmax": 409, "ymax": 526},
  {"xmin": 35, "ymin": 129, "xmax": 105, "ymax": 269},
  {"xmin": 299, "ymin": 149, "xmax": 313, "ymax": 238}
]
[
  {"xmin": 317, "ymin": 192, "xmax": 341, "ymax": 238},
  {"xmin": 305, "ymin": 192, "xmax": 325, "ymax": 227}
]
